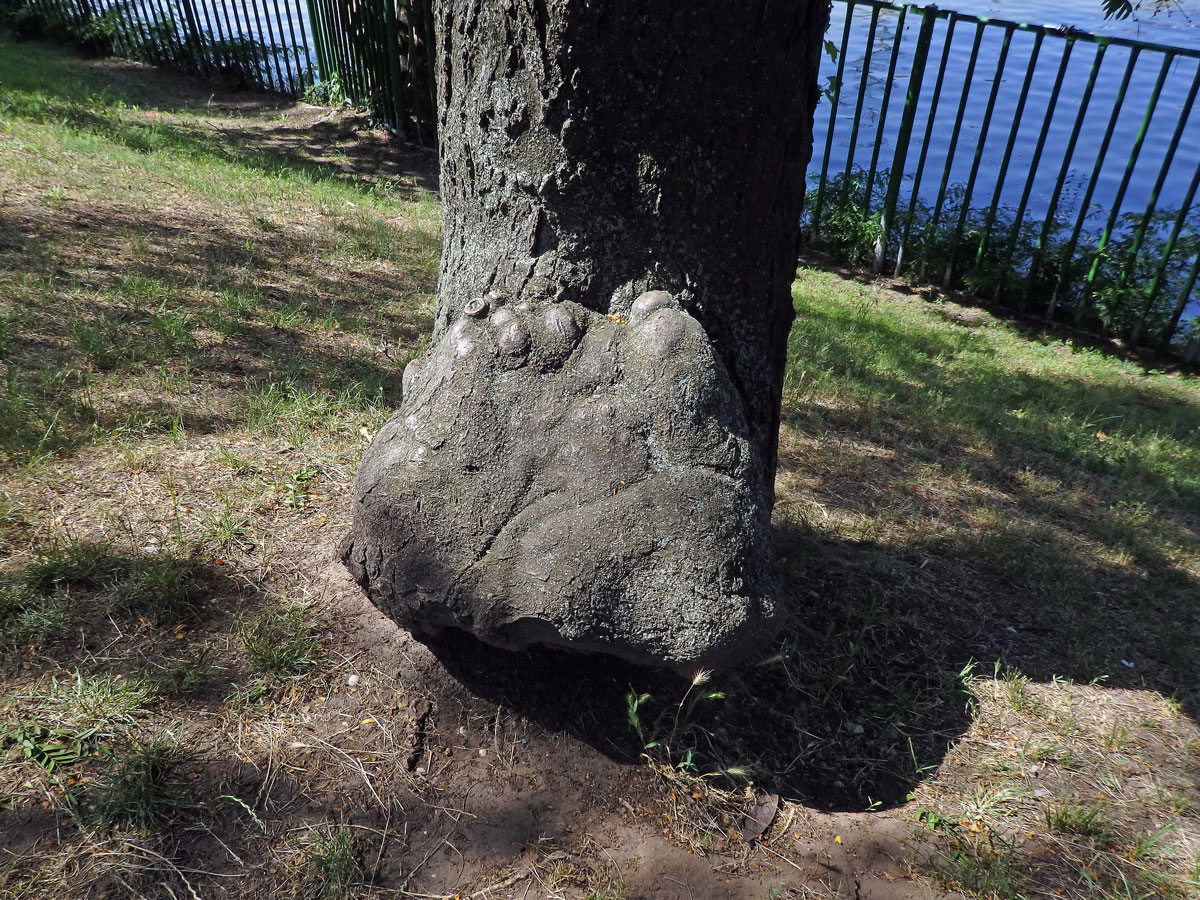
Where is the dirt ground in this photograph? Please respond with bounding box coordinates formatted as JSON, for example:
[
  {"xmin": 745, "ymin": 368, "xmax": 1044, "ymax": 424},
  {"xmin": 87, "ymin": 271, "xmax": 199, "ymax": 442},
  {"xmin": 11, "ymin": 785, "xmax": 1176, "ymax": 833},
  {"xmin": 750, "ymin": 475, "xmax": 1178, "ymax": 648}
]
[{"xmin": 3, "ymin": 47, "xmax": 1198, "ymax": 900}]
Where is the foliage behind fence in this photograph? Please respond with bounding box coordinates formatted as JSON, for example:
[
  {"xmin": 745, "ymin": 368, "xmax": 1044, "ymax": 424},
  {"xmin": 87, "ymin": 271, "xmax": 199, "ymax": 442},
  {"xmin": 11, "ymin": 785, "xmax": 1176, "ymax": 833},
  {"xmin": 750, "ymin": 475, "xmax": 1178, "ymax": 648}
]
[{"xmin": 809, "ymin": 0, "xmax": 1200, "ymax": 353}]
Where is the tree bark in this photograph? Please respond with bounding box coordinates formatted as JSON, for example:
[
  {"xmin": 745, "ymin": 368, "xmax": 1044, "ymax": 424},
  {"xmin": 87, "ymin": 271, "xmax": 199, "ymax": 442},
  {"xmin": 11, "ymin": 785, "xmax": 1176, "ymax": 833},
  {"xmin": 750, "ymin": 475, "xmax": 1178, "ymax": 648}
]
[{"xmin": 342, "ymin": 0, "xmax": 829, "ymax": 670}]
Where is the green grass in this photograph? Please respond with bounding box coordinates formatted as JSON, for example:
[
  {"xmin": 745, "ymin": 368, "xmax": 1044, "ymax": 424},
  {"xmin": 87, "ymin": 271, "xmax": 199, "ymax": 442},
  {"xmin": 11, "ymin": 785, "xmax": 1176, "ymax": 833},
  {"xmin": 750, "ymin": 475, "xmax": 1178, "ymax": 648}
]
[
  {"xmin": 1047, "ymin": 802, "xmax": 1114, "ymax": 844},
  {"xmin": 0, "ymin": 540, "xmax": 202, "ymax": 648},
  {"xmin": 93, "ymin": 735, "xmax": 189, "ymax": 831},
  {"xmin": 293, "ymin": 822, "xmax": 372, "ymax": 899},
  {"xmin": 0, "ymin": 37, "xmax": 438, "ymax": 468},
  {"xmin": 783, "ymin": 267, "xmax": 1200, "ymax": 698},
  {"xmin": 241, "ymin": 602, "xmax": 319, "ymax": 676},
  {"xmin": 1, "ymin": 35, "xmax": 1197, "ymax": 900}
]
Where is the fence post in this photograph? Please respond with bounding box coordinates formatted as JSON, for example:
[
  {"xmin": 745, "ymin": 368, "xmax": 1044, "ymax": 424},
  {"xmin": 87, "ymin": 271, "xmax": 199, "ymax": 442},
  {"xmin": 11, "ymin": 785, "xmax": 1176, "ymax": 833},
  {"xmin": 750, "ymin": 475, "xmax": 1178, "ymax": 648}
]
[
  {"xmin": 897, "ymin": 14, "xmax": 957, "ymax": 275},
  {"xmin": 177, "ymin": 0, "xmax": 209, "ymax": 75},
  {"xmin": 1122, "ymin": 63, "xmax": 1200, "ymax": 324},
  {"xmin": 999, "ymin": 39, "xmax": 1073, "ymax": 307},
  {"xmin": 862, "ymin": 4, "xmax": 909, "ymax": 217},
  {"xmin": 1143, "ymin": 153, "xmax": 1200, "ymax": 345},
  {"xmin": 840, "ymin": 3, "xmax": 882, "ymax": 208},
  {"xmin": 874, "ymin": 4, "xmax": 935, "ymax": 274},
  {"xmin": 304, "ymin": 0, "xmax": 331, "ymax": 84},
  {"xmin": 1078, "ymin": 50, "xmax": 1173, "ymax": 329},
  {"xmin": 810, "ymin": 1, "xmax": 856, "ymax": 238},
  {"xmin": 942, "ymin": 23, "xmax": 1014, "ymax": 289},
  {"xmin": 1161, "ymin": 249, "xmax": 1200, "ymax": 350},
  {"xmin": 974, "ymin": 30, "xmax": 1043, "ymax": 285},
  {"xmin": 1031, "ymin": 42, "xmax": 1108, "ymax": 317},
  {"xmin": 1049, "ymin": 45, "xmax": 1140, "ymax": 320},
  {"xmin": 919, "ymin": 19, "xmax": 984, "ymax": 282}
]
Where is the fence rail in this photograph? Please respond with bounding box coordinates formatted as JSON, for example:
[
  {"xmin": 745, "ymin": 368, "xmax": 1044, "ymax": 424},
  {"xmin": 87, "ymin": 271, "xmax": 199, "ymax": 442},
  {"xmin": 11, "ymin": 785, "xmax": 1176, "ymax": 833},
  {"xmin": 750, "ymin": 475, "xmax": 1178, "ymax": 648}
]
[
  {"xmin": 808, "ymin": 0, "xmax": 1200, "ymax": 351},
  {"xmin": 19, "ymin": 0, "xmax": 318, "ymax": 95},
  {"xmin": 9, "ymin": 0, "xmax": 1199, "ymax": 353}
]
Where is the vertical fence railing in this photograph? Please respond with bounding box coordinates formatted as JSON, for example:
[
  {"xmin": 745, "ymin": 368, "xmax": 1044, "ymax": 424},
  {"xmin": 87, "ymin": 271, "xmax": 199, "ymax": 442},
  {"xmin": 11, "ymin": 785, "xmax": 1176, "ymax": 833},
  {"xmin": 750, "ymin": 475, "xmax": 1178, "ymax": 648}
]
[
  {"xmin": 15, "ymin": 0, "xmax": 439, "ymax": 142},
  {"xmin": 12, "ymin": 0, "xmax": 1200, "ymax": 353},
  {"xmin": 17, "ymin": 0, "xmax": 317, "ymax": 96},
  {"xmin": 807, "ymin": 0, "xmax": 1200, "ymax": 352}
]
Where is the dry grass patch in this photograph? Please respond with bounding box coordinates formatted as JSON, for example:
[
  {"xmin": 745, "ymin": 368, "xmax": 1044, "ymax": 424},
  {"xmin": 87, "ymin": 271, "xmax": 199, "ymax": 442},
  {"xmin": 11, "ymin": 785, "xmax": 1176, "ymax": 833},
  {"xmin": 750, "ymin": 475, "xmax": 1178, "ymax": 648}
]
[{"xmin": 3, "ymin": 36, "xmax": 1199, "ymax": 900}]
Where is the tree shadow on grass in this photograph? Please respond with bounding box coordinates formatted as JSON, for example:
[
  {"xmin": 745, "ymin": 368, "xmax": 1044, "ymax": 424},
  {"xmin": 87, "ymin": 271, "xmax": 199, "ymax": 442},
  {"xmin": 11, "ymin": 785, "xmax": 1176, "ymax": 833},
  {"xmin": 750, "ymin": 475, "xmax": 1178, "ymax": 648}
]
[
  {"xmin": 0, "ymin": 189, "xmax": 438, "ymax": 463},
  {"xmin": 0, "ymin": 39, "xmax": 437, "ymax": 197},
  {"xmin": 780, "ymin": 292, "xmax": 1200, "ymax": 710}
]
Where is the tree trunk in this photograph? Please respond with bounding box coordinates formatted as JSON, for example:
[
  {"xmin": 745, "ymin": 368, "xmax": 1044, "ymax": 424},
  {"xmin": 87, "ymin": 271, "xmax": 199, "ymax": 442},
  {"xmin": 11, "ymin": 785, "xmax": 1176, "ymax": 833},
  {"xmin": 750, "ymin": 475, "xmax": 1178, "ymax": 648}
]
[{"xmin": 342, "ymin": 0, "xmax": 829, "ymax": 671}]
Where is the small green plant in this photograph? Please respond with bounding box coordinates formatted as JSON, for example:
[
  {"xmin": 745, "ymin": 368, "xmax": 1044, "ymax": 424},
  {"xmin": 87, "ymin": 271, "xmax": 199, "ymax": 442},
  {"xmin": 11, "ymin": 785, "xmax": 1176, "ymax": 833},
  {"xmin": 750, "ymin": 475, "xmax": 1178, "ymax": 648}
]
[
  {"xmin": 241, "ymin": 603, "xmax": 319, "ymax": 675},
  {"xmin": 283, "ymin": 468, "xmax": 318, "ymax": 508},
  {"xmin": 1046, "ymin": 802, "xmax": 1112, "ymax": 845},
  {"xmin": 1001, "ymin": 668, "xmax": 1041, "ymax": 715},
  {"xmin": 626, "ymin": 670, "xmax": 733, "ymax": 777},
  {"xmin": 0, "ymin": 720, "xmax": 103, "ymax": 771},
  {"xmin": 918, "ymin": 836, "xmax": 1028, "ymax": 900},
  {"xmin": 295, "ymin": 821, "xmax": 370, "ymax": 899},
  {"xmin": 916, "ymin": 806, "xmax": 960, "ymax": 832},
  {"xmin": 806, "ymin": 171, "xmax": 883, "ymax": 265},
  {"xmin": 94, "ymin": 735, "xmax": 188, "ymax": 831},
  {"xmin": 304, "ymin": 72, "xmax": 349, "ymax": 108}
]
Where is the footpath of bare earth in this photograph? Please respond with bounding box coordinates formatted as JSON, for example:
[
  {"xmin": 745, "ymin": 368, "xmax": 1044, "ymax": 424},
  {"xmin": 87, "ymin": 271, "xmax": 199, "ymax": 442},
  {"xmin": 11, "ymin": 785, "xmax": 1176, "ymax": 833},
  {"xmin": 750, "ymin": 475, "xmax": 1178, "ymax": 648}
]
[{"xmin": 2, "ymin": 38, "xmax": 1199, "ymax": 900}]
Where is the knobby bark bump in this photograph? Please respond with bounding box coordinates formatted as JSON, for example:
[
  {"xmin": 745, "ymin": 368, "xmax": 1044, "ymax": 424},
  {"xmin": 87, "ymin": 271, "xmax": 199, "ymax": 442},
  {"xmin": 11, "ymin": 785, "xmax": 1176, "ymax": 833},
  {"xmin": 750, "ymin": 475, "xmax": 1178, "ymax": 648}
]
[{"xmin": 342, "ymin": 0, "xmax": 829, "ymax": 670}]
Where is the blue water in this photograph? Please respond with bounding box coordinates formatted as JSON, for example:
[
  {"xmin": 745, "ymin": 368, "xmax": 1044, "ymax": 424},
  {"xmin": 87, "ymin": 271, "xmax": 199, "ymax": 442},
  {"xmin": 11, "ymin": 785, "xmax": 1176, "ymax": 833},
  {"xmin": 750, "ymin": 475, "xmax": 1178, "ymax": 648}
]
[
  {"xmin": 948, "ymin": 0, "xmax": 1200, "ymax": 47},
  {"xmin": 811, "ymin": 0, "xmax": 1200, "ymax": 324}
]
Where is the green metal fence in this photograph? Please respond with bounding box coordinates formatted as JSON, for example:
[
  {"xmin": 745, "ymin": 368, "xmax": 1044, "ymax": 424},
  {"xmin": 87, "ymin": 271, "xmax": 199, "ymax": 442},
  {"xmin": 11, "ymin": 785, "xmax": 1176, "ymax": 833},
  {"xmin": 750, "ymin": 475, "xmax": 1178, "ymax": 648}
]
[
  {"xmin": 12, "ymin": 0, "xmax": 1200, "ymax": 352},
  {"xmin": 304, "ymin": 0, "xmax": 435, "ymax": 143},
  {"xmin": 14, "ymin": 0, "xmax": 438, "ymax": 142},
  {"xmin": 808, "ymin": 0, "xmax": 1200, "ymax": 351},
  {"xmin": 19, "ymin": 0, "xmax": 316, "ymax": 94}
]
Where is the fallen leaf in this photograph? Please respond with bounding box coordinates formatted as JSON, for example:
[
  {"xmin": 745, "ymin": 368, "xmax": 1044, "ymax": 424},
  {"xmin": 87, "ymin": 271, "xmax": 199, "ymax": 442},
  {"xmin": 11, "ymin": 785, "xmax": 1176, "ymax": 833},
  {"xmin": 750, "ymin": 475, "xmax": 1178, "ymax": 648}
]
[{"xmin": 737, "ymin": 791, "xmax": 779, "ymax": 842}]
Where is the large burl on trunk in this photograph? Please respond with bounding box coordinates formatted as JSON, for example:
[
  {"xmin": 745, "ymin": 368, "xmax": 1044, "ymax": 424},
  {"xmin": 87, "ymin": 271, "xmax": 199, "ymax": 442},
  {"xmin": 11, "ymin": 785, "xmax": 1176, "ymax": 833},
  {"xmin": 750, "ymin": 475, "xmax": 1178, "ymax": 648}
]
[{"xmin": 342, "ymin": 0, "xmax": 829, "ymax": 670}]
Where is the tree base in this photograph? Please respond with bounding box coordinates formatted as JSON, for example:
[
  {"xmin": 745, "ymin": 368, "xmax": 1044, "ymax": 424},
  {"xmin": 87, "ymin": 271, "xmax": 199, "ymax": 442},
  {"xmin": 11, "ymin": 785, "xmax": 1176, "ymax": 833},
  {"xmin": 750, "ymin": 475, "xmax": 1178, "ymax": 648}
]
[{"xmin": 341, "ymin": 291, "xmax": 783, "ymax": 671}]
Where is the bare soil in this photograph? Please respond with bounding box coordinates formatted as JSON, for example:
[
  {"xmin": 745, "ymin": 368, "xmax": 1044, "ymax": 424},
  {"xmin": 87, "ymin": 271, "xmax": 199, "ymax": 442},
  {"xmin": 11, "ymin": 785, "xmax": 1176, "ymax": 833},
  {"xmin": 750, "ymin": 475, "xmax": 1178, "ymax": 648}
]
[{"xmin": 2, "ymin": 46, "xmax": 1197, "ymax": 900}]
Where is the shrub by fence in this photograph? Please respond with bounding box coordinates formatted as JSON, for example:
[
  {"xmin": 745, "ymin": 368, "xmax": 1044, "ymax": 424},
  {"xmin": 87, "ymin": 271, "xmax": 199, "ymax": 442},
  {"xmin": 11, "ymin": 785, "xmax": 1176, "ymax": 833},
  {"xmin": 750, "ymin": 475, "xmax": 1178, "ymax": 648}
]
[{"xmin": 809, "ymin": 0, "xmax": 1200, "ymax": 354}]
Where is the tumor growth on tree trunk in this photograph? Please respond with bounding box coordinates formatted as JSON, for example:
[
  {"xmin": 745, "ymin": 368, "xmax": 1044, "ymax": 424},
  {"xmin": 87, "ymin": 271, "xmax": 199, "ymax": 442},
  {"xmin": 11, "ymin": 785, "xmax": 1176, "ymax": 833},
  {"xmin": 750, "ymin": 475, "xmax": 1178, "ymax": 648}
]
[{"xmin": 342, "ymin": 0, "xmax": 829, "ymax": 670}]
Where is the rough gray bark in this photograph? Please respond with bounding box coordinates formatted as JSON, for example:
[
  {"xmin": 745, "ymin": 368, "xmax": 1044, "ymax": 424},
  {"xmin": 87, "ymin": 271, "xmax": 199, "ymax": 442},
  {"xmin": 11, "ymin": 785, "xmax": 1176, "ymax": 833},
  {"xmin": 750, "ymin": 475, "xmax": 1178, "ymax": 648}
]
[{"xmin": 342, "ymin": 0, "xmax": 829, "ymax": 670}]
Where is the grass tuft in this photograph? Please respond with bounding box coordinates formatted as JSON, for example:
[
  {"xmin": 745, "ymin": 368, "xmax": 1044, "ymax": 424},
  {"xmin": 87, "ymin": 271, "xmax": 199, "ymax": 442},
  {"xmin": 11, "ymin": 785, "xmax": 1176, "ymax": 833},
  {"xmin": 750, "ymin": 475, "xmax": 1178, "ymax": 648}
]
[
  {"xmin": 93, "ymin": 735, "xmax": 189, "ymax": 831},
  {"xmin": 241, "ymin": 602, "xmax": 319, "ymax": 675},
  {"xmin": 1047, "ymin": 802, "xmax": 1113, "ymax": 844},
  {"xmin": 293, "ymin": 822, "xmax": 371, "ymax": 899}
]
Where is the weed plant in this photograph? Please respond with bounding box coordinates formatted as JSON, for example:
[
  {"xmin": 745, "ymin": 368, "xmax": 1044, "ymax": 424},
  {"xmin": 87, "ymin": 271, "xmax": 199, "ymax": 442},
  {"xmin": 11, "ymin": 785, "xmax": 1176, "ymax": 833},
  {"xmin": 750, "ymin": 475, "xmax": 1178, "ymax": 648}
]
[
  {"xmin": 93, "ymin": 735, "xmax": 188, "ymax": 831},
  {"xmin": 804, "ymin": 169, "xmax": 1200, "ymax": 352}
]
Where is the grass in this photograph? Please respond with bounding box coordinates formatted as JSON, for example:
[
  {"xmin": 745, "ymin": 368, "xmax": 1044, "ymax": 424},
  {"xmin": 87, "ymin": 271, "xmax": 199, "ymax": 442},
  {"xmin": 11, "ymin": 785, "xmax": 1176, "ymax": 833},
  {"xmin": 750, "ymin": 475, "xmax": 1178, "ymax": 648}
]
[
  {"xmin": 0, "ymin": 35, "xmax": 1197, "ymax": 900},
  {"xmin": 291, "ymin": 822, "xmax": 372, "ymax": 899},
  {"xmin": 240, "ymin": 602, "xmax": 319, "ymax": 675},
  {"xmin": 93, "ymin": 735, "xmax": 189, "ymax": 831}
]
